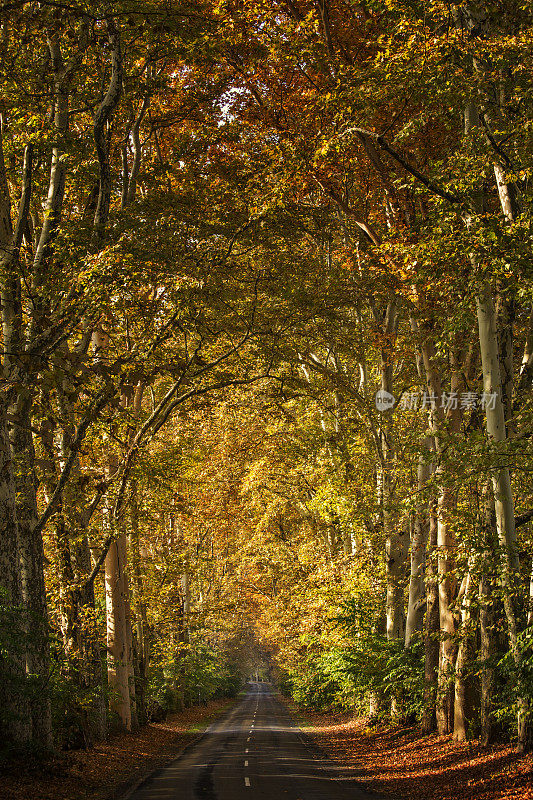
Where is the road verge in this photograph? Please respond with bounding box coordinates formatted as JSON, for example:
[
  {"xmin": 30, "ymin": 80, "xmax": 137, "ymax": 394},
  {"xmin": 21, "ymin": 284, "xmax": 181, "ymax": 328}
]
[{"xmin": 0, "ymin": 699, "xmax": 238, "ymax": 800}]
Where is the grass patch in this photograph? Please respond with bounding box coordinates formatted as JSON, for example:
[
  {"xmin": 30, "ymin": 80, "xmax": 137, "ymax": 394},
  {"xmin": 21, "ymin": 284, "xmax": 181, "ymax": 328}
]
[{"xmin": 186, "ymin": 700, "xmax": 236, "ymax": 734}]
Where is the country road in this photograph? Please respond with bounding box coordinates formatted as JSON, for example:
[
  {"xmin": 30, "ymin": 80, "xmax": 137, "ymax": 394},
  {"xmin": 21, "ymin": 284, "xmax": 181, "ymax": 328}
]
[{"xmin": 129, "ymin": 682, "xmax": 384, "ymax": 800}]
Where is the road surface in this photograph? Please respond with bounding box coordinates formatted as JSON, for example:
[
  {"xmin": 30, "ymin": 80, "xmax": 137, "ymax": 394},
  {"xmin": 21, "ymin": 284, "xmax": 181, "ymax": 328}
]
[{"xmin": 129, "ymin": 682, "xmax": 384, "ymax": 800}]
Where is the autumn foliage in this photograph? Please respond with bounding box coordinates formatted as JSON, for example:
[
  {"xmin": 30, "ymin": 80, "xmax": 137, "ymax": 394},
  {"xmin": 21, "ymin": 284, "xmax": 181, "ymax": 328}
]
[{"xmin": 0, "ymin": 0, "xmax": 532, "ymax": 778}]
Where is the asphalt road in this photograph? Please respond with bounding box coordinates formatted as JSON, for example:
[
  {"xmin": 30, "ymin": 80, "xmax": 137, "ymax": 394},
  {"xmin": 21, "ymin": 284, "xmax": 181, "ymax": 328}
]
[{"xmin": 129, "ymin": 682, "xmax": 383, "ymax": 800}]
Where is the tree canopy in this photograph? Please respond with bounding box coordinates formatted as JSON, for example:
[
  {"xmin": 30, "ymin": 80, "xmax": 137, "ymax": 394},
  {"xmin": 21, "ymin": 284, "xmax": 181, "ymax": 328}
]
[{"xmin": 0, "ymin": 0, "xmax": 533, "ymax": 755}]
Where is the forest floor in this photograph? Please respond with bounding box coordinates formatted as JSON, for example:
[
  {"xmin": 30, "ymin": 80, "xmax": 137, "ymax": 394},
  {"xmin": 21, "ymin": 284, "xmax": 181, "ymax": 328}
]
[
  {"xmin": 0, "ymin": 699, "xmax": 235, "ymax": 800},
  {"xmin": 298, "ymin": 707, "xmax": 533, "ymax": 800}
]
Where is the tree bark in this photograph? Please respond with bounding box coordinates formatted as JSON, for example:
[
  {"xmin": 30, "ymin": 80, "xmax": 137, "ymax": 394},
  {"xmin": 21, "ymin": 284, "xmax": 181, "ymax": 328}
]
[
  {"xmin": 0, "ymin": 123, "xmax": 33, "ymax": 746},
  {"xmin": 73, "ymin": 527, "xmax": 107, "ymax": 742},
  {"xmin": 405, "ymin": 437, "xmax": 432, "ymax": 647},
  {"xmin": 130, "ymin": 484, "xmax": 149, "ymax": 725},
  {"xmin": 121, "ymin": 525, "xmax": 138, "ymax": 731},
  {"xmin": 527, "ymin": 561, "xmax": 533, "ymax": 626},
  {"xmin": 453, "ymin": 564, "xmax": 476, "ymax": 741},
  {"xmin": 374, "ymin": 302, "xmax": 405, "ymax": 644},
  {"xmin": 0, "ymin": 398, "xmax": 31, "ymax": 745},
  {"xmin": 32, "ymin": 24, "xmax": 85, "ymax": 289},
  {"xmin": 476, "ymin": 282, "xmax": 529, "ymax": 751},
  {"xmin": 421, "ymin": 495, "xmax": 439, "ymax": 733},
  {"xmin": 104, "ymin": 455, "xmax": 132, "ymax": 730},
  {"xmin": 419, "ymin": 333, "xmax": 458, "ymax": 735},
  {"xmin": 477, "ymin": 480, "xmax": 497, "ymax": 746},
  {"xmin": 93, "ymin": 19, "xmax": 122, "ymax": 230},
  {"xmin": 9, "ymin": 392, "xmax": 52, "ymax": 748},
  {"xmin": 125, "ymin": 96, "xmax": 149, "ymax": 206}
]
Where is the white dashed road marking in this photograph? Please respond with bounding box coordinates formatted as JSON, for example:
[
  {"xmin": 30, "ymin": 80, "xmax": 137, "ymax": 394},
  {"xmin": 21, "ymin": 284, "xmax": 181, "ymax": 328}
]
[{"xmin": 245, "ymin": 777, "xmax": 251, "ymax": 787}]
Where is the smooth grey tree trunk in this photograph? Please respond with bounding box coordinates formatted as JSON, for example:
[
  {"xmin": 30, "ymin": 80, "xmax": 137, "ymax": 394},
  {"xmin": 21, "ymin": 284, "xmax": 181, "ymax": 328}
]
[
  {"xmin": 420, "ymin": 334, "xmax": 458, "ymax": 735},
  {"xmin": 476, "ymin": 283, "xmax": 529, "ymax": 751},
  {"xmin": 421, "ymin": 496, "xmax": 439, "ymax": 733},
  {"xmin": 453, "ymin": 563, "xmax": 476, "ymax": 741},
  {"xmin": 405, "ymin": 437, "xmax": 433, "ymax": 647},
  {"xmin": 104, "ymin": 452, "xmax": 132, "ymax": 730},
  {"xmin": 130, "ymin": 485, "xmax": 149, "ymax": 725},
  {"xmin": 105, "ymin": 529, "xmax": 132, "ymax": 729},
  {"xmin": 0, "ymin": 399, "xmax": 31, "ymax": 744}
]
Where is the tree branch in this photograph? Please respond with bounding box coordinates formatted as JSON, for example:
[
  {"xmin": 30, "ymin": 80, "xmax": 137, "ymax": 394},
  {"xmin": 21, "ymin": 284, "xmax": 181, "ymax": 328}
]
[
  {"xmin": 342, "ymin": 127, "xmax": 461, "ymax": 204},
  {"xmin": 515, "ymin": 509, "xmax": 533, "ymax": 529},
  {"xmin": 93, "ymin": 18, "xmax": 122, "ymax": 229},
  {"xmin": 33, "ymin": 383, "xmax": 118, "ymax": 538}
]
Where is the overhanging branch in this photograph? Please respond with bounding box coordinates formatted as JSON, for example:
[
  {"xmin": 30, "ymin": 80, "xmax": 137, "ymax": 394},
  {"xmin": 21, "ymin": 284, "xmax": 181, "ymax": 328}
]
[{"xmin": 342, "ymin": 127, "xmax": 461, "ymax": 204}]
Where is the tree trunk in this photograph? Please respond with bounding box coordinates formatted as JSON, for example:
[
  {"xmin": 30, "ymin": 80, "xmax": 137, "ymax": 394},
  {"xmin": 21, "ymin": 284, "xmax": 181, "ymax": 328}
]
[
  {"xmin": 476, "ymin": 282, "xmax": 530, "ymax": 752},
  {"xmin": 130, "ymin": 485, "xmax": 149, "ymax": 725},
  {"xmin": 376, "ymin": 305, "xmax": 404, "ymax": 642},
  {"xmin": 125, "ymin": 96, "xmax": 149, "ymax": 206},
  {"xmin": 453, "ymin": 565, "xmax": 475, "ymax": 741},
  {"xmin": 476, "ymin": 285, "xmax": 518, "ymax": 571},
  {"xmin": 181, "ymin": 567, "xmax": 191, "ymax": 635},
  {"xmin": 458, "ymin": 7, "xmax": 530, "ymax": 749},
  {"xmin": 0, "ymin": 123, "xmax": 28, "ymax": 745},
  {"xmin": 405, "ymin": 437, "xmax": 432, "ymax": 647},
  {"xmin": 528, "ymin": 559, "xmax": 533, "ymax": 628},
  {"xmin": 71, "ymin": 523, "xmax": 107, "ymax": 741},
  {"xmin": 93, "ymin": 19, "xmax": 122, "ymax": 230},
  {"xmin": 421, "ymin": 495, "xmax": 439, "ymax": 734},
  {"xmin": 479, "ymin": 571, "xmax": 496, "ymax": 745},
  {"xmin": 368, "ymin": 690, "xmax": 381, "ymax": 721},
  {"xmin": 479, "ymin": 481, "xmax": 497, "ymax": 746},
  {"xmin": 419, "ymin": 333, "xmax": 458, "ymax": 735},
  {"xmin": 436, "ymin": 485, "xmax": 458, "ymax": 735},
  {"xmin": 41, "ymin": 385, "xmax": 107, "ymax": 744},
  {"xmin": 105, "ymin": 527, "xmax": 132, "ymax": 730},
  {"xmin": 375, "ymin": 301, "xmax": 405, "ymax": 719},
  {"xmin": 385, "ymin": 510, "xmax": 407, "ymax": 642},
  {"xmin": 0, "ymin": 398, "xmax": 31, "ymax": 745},
  {"xmin": 9, "ymin": 395, "xmax": 52, "ymax": 748},
  {"xmin": 122, "ymin": 528, "xmax": 139, "ymax": 732},
  {"xmin": 104, "ymin": 454, "xmax": 132, "ymax": 730}
]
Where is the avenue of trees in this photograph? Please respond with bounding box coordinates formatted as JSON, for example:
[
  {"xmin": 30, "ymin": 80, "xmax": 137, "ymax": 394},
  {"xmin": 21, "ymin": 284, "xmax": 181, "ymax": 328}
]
[{"xmin": 0, "ymin": 0, "xmax": 533, "ymax": 756}]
